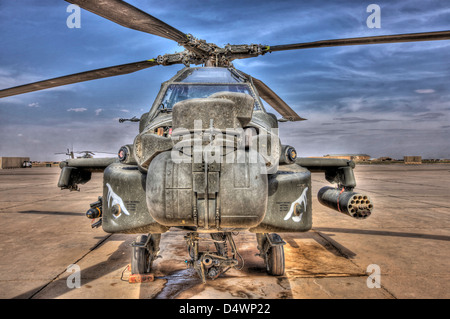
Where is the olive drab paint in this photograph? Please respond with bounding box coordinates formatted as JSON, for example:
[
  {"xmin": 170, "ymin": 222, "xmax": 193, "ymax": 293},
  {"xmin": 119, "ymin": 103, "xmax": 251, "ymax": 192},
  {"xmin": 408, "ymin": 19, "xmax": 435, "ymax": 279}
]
[{"xmin": 55, "ymin": 67, "xmax": 373, "ymax": 282}]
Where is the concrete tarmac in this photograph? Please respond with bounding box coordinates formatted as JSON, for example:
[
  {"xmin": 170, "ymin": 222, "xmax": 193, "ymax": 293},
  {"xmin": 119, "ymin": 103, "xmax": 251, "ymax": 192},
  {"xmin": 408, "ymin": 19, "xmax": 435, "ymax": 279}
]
[{"xmin": 0, "ymin": 164, "xmax": 449, "ymax": 299}]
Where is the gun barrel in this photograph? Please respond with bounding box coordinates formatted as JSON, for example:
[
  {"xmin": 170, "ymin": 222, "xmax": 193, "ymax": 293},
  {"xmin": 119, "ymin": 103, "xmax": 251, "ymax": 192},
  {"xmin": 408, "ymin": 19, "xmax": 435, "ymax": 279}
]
[{"xmin": 317, "ymin": 186, "xmax": 373, "ymax": 219}]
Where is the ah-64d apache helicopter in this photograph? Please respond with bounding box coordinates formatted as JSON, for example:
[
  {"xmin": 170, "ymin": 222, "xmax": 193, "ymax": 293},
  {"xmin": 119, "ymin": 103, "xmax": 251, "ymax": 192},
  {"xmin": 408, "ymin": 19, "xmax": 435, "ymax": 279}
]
[
  {"xmin": 1, "ymin": 0, "xmax": 449, "ymax": 283},
  {"xmin": 55, "ymin": 149, "xmax": 117, "ymax": 159}
]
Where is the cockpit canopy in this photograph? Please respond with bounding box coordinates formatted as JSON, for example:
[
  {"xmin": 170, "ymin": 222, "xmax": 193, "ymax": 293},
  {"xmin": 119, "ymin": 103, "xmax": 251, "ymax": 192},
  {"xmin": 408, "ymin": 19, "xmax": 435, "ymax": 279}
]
[{"xmin": 156, "ymin": 67, "xmax": 263, "ymax": 112}]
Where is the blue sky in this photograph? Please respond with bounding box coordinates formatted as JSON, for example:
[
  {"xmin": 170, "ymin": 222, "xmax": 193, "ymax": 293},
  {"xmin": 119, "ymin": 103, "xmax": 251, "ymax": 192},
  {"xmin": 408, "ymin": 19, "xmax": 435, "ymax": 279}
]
[{"xmin": 0, "ymin": 0, "xmax": 449, "ymax": 161}]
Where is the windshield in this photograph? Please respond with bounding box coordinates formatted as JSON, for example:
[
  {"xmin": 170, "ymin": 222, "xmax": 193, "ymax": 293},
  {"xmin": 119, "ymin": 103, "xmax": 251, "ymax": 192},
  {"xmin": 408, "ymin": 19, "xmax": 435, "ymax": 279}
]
[{"xmin": 159, "ymin": 84, "xmax": 261, "ymax": 111}]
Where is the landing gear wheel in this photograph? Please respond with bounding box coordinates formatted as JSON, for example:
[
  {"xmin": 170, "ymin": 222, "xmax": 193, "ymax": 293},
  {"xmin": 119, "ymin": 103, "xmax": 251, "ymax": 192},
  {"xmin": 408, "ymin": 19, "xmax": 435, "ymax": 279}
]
[
  {"xmin": 131, "ymin": 235, "xmax": 152, "ymax": 274},
  {"xmin": 264, "ymin": 234, "xmax": 285, "ymax": 276}
]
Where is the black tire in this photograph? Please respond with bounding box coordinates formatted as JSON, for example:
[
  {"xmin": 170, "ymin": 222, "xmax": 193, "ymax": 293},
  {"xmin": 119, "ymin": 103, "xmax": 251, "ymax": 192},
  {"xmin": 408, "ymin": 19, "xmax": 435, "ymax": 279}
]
[
  {"xmin": 265, "ymin": 234, "xmax": 285, "ymax": 276},
  {"xmin": 131, "ymin": 235, "xmax": 151, "ymax": 274}
]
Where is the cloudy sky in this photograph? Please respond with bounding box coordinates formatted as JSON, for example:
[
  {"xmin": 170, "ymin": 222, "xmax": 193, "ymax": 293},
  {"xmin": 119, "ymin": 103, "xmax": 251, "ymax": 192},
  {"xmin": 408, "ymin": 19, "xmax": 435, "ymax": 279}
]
[{"xmin": 0, "ymin": 0, "xmax": 449, "ymax": 161}]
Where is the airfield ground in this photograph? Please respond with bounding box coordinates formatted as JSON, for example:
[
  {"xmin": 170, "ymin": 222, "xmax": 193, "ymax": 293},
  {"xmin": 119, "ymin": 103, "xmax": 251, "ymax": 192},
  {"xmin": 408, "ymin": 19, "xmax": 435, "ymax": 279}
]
[{"xmin": 0, "ymin": 164, "xmax": 449, "ymax": 299}]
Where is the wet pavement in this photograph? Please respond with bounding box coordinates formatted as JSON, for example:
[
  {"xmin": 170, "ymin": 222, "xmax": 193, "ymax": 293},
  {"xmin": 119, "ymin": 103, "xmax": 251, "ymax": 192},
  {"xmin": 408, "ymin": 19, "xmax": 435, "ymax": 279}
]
[{"xmin": 0, "ymin": 164, "xmax": 449, "ymax": 299}]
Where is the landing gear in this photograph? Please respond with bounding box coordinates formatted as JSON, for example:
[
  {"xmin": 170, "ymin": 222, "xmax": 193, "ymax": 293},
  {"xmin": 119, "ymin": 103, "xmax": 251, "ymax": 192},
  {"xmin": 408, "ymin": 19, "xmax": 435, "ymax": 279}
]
[
  {"xmin": 130, "ymin": 233, "xmax": 161, "ymax": 274},
  {"xmin": 184, "ymin": 232, "xmax": 243, "ymax": 283},
  {"xmin": 257, "ymin": 233, "xmax": 286, "ymax": 276}
]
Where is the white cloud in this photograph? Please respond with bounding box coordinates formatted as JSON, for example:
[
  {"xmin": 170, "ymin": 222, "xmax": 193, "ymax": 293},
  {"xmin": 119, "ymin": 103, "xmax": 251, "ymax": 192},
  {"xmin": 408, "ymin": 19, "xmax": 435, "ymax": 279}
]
[
  {"xmin": 95, "ymin": 108, "xmax": 103, "ymax": 116},
  {"xmin": 415, "ymin": 89, "xmax": 435, "ymax": 94},
  {"xmin": 28, "ymin": 102, "xmax": 39, "ymax": 107},
  {"xmin": 120, "ymin": 109, "xmax": 130, "ymax": 113},
  {"xmin": 67, "ymin": 107, "xmax": 87, "ymax": 112}
]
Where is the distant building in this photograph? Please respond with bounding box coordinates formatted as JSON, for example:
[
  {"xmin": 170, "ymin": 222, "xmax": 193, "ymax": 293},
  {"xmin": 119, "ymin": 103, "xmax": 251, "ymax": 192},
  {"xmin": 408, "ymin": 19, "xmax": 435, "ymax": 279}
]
[
  {"xmin": 31, "ymin": 161, "xmax": 60, "ymax": 167},
  {"xmin": 0, "ymin": 157, "xmax": 31, "ymax": 169},
  {"xmin": 323, "ymin": 154, "xmax": 371, "ymax": 162},
  {"xmin": 404, "ymin": 156, "xmax": 422, "ymax": 164}
]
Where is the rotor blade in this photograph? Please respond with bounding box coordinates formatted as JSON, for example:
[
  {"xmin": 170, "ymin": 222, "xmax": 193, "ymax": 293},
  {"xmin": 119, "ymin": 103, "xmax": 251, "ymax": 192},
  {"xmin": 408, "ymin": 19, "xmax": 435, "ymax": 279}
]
[
  {"xmin": 266, "ymin": 30, "xmax": 450, "ymax": 52},
  {"xmin": 66, "ymin": 0, "xmax": 188, "ymax": 44},
  {"xmin": 0, "ymin": 59, "xmax": 158, "ymax": 98},
  {"xmin": 241, "ymin": 72, "xmax": 305, "ymax": 122}
]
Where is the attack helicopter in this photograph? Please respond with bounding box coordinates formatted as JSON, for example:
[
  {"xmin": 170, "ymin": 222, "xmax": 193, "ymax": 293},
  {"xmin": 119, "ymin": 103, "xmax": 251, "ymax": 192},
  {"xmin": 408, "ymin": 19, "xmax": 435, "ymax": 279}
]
[
  {"xmin": 1, "ymin": 0, "xmax": 449, "ymax": 283},
  {"xmin": 55, "ymin": 149, "xmax": 117, "ymax": 159}
]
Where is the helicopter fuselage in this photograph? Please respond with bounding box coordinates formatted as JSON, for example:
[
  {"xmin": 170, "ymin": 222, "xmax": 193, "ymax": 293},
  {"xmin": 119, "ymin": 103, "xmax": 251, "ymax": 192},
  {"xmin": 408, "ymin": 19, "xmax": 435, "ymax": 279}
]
[
  {"xmin": 101, "ymin": 67, "xmax": 312, "ymax": 234},
  {"xmin": 58, "ymin": 67, "xmax": 372, "ymax": 238}
]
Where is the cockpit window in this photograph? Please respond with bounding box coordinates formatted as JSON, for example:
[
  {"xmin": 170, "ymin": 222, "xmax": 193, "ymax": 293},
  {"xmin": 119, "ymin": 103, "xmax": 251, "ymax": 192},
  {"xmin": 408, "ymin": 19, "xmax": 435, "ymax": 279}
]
[
  {"xmin": 175, "ymin": 67, "xmax": 244, "ymax": 83},
  {"xmin": 159, "ymin": 84, "xmax": 261, "ymax": 111}
]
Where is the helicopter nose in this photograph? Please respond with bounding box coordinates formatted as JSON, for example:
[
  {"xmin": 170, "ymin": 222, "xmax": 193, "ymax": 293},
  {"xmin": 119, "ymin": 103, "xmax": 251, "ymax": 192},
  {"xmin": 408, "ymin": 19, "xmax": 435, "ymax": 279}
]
[
  {"xmin": 172, "ymin": 92, "xmax": 254, "ymax": 132},
  {"xmin": 145, "ymin": 148, "xmax": 268, "ymax": 230},
  {"xmin": 143, "ymin": 93, "xmax": 273, "ymax": 230}
]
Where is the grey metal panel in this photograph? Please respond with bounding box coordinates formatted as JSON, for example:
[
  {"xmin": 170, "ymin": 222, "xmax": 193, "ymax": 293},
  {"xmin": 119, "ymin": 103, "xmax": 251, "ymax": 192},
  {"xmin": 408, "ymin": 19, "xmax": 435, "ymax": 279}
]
[
  {"xmin": 250, "ymin": 164, "xmax": 312, "ymax": 233},
  {"xmin": 102, "ymin": 163, "xmax": 168, "ymax": 234}
]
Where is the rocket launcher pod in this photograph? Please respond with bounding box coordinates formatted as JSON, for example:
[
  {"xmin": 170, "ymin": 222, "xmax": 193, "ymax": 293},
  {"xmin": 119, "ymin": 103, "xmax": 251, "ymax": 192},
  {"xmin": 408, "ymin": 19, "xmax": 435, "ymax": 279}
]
[{"xmin": 317, "ymin": 186, "xmax": 373, "ymax": 219}]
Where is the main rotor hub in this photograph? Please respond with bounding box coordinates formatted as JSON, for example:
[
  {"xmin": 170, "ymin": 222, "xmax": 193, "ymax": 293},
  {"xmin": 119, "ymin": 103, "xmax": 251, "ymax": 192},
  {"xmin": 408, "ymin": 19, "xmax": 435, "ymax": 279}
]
[{"xmin": 157, "ymin": 37, "xmax": 268, "ymax": 67}]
